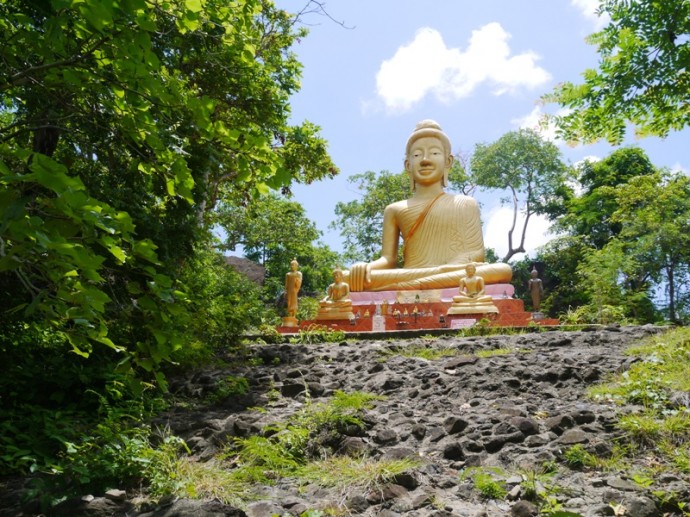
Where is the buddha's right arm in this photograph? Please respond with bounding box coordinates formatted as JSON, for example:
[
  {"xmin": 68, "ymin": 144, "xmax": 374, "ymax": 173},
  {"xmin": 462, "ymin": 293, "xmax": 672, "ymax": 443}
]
[{"xmin": 346, "ymin": 262, "xmax": 368, "ymax": 291}]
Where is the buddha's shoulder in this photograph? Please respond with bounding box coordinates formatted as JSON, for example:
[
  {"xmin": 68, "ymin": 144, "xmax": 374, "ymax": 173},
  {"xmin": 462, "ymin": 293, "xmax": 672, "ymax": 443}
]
[
  {"xmin": 384, "ymin": 199, "xmax": 410, "ymax": 213},
  {"xmin": 444, "ymin": 193, "xmax": 478, "ymax": 206}
]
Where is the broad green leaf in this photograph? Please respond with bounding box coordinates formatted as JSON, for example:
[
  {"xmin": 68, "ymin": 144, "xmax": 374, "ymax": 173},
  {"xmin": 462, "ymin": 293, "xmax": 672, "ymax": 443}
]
[{"xmin": 185, "ymin": 0, "xmax": 203, "ymax": 13}]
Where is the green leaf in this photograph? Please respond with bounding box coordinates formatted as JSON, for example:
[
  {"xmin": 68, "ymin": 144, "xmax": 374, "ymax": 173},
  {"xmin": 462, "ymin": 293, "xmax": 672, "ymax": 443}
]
[{"xmin": 185, "ymin": 0, "xmax": 203, "ymax": 13}]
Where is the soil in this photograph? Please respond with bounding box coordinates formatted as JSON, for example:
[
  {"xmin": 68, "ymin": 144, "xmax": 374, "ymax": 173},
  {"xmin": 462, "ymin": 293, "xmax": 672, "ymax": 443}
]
[{"xmin": 3, "ymin": 325, "xmax": 690, "ymax": 517}]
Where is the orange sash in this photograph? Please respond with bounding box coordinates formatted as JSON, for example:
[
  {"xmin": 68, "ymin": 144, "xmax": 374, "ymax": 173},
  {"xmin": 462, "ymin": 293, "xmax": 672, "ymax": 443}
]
[{"xmin": 406, "ymin": 192, "xmax": 445, "ymax": 242}]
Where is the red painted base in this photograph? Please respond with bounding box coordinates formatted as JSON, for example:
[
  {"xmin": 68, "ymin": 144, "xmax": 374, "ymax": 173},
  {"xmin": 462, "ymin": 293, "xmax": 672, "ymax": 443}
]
[{"xmin": 277, "ymin": 299, "xmax": 559, "ymax": 334}]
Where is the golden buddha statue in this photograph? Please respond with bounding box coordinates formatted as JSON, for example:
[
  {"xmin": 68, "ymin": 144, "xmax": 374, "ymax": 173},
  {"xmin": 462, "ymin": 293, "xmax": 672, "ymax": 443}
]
[
  {"xmin": 282, "ymin": 258, "xmax": 302, "ymax": 327},
  {"xmin": 344, "ymin": 120, "xmax": 512, "ymax": 292},
  {"xmin": 447, "ymin": 263, "xmax": 498, "ymax": 315},
  {"xmin": 316, "ymin": 268, "xmax": 354, "ymax": 321}
]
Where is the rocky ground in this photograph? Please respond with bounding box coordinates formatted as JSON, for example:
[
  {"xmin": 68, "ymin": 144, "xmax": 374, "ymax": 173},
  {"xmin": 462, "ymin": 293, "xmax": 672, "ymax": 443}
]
[{"xmin": 5, "ymin": 325, "xmax": 690, "ymax": 516}]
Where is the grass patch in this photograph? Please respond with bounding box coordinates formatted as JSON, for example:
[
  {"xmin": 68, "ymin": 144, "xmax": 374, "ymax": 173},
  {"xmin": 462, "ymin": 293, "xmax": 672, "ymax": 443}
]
[
  {"xmin": 474, "ymin": 347, "xmax": 515, "ymax": 358},
  {"xmin": 563, "ymin": 444, "xmax": 599, "ymax": 470},
  {"xmin": 165, "ymin": 458, "xmax": 252, "ymax": 505},
  {"xmin": 460, "ymin": 466, "xmax": 507, "ymax": 499},
  {"xmin": 587, "ymin": 327, "xmax": 690, "ymax": 463},
  {"xmin": 299, "ymin": 455, "xmax": 420, "ymax": 490},
  {"xmin": 378, "ymin": 344, "xmax": 458, "ymax": 361},
  {"xmin": 589, "ymin": 327, "xmax": 690, "ymax": 409},
  {"xmin": 222, "ymin": 390, "xmax": 386, "ymax": 482},
  {"xmin": 576, "ymin": 326, "xmax": 690, "ymax": 493},
  {"xmin": 289, "ymin": 324, "xmax": 346, "ymax": 345}
]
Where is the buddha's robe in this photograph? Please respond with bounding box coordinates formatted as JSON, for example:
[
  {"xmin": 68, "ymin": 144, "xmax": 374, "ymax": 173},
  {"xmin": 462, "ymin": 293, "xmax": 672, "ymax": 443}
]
[{"xmin": 345, "ymin": 194, "xmax": 512, "ymax": 292}]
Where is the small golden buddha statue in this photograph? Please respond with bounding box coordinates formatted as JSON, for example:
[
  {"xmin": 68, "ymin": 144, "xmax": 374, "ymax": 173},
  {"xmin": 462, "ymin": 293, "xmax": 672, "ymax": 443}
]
[
  {"xmin": 447, "ymin": 263, "xmax": 498, "ymax": 315},
  {"xmin": 316, "ymin": 268, "xmax": 354, "ymax": 321}
]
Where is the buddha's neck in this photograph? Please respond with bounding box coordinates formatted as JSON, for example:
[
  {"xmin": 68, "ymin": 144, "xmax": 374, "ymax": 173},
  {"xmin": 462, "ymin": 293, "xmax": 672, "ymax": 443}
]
[{"xmin": 413, "ymin": 183, "xmax": 445, "ymax": 200}]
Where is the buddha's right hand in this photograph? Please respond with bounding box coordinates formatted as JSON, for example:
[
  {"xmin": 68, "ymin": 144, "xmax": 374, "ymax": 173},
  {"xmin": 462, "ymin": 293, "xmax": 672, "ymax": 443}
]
[{"xmin": 348, "ymin": 262, "xmax": 371, "ymax": 291}]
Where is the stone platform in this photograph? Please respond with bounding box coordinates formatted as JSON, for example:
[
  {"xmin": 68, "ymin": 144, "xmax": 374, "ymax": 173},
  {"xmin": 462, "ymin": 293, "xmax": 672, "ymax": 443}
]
[{"xmin": 277, "ymin": 292, "xmax": 559, "ymax": 334}]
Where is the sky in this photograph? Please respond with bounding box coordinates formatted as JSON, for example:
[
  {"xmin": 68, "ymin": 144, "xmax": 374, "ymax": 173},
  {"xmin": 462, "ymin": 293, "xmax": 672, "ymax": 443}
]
[{"xmin": 275, "ymin": 0, "xmax": 689, "ymax": 262}]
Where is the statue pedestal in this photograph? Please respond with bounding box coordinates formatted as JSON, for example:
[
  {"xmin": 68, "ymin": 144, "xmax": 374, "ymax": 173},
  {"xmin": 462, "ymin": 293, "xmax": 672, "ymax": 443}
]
[
  {"xmin": 316, "ymin": 302, "xmax": 354, "ymax": 321},
  {"xmin": 447, "ymin": 301, "xmax": 498, "ymax": 315},
  {"xmin": 282, "ymin": 316, "xmax": 298, "ymax": 327},
  {"xmin": 349, "ymin": 284, "xmax": 515, "ymax": 305}
]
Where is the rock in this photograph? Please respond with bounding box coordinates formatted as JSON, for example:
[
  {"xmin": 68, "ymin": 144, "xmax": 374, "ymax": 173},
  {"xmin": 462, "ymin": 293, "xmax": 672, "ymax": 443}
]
[
  {"xmin": 524, "ymin": 433, "xmax": 551, "ymax": 447},
  {"xmin": 366, "ymin": 484, "xmax": 408, "ymax": 504},
  {"xmin": 484, "ymin": 431, "xmax": 524, "ymax": 453},
  {"xmin": 382, "ymin": 447, "xmax": 418, "ymax": 461},
  {"xmin": 5, "ymin": 326, "xmax": 673, "ymax": 517},
  {"xmin": 346, "ymin": 494, "xmax": 369, "ymax": 512},
  {"xmin": 625, "ymin": 496, "xmax": 658, "ymax": 517},
  {"xmin": 442, "ymin": 442, "xmax": 465, "ymax": 460},
  {"xmin": 338, "ymin": 436, "xmax": 370, "ymax": 457},
  {"xmin": 544, "ymin": 414, "xmax": 575, "ymax": 435},
  {"xmin": 506, "ymin": 484, "xmax": 522, "ymax": 501},
  {"xmin": 511, "ymin": 500, "xmax": 539, "ymax": 516},
  {"xmin": 443, "ymin": 416, "xmax": 469, "ymax": 435},
  {"xmin": 391, "ymin": 471, "xmax": 419, "ymax": 490},
  {"xmin": 558, "ymin": 428, "xmax": 589, "ymax": 444},
  {"xmin": 375, "ymin": 428, "xmax": 399, "ymax": 444},
  {"xmin": 509, "ymin": 416, "xmax": 540, "ymax": 436},
  {"xmin": 444, "ymin": 355, "xmax": 478, "ymax": 369},
  {"xmin": 605, "ymin": 476, "xmax": 639, "ymax": 491},
  {"xmin": 411, "ymin": 423, "xmax": 427, "ymax": 439},
  {"xmin": 280, "ymin": 382, "xmax": 305, "ymax": 397},
  {"xmin": 247, "ymin": 501, "xmax": 282, "ymax": 517},
  {"xmin": 104, "ymin": 489, "xmax": 126, "ymax": 502}
]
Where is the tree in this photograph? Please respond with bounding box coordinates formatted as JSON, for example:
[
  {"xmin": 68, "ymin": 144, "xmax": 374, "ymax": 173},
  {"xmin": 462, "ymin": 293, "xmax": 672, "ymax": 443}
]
[
  {"xmin": 331, "ymin": 159, "xmax": 471, "ymax": 264},
  {"xmin": 576, "ymin": 240, "xmax": 655, "ymax": 324},
  {"xmin": 0, "ymin": 0, "xmax": 336, "ymax": 375},
  {"xmin": 557, "ymin": 147, "xmax": 656, "ymax": 249},
  {"xmin": 331, "ymin": 171, "xmax": 409, "ymax": 264},
  {"xmin": 544, "ymin": 0, "xmax": 690, "ymax": 144},
  {"xmin": 609, "ymin": 171, "xmax": 690, "ymax": 322},
  {"xmin": 525, "ymin": 236, "xmax": 591, "ymax": 316},
  {"xmin": 219, "ymin": 193, "xmax": 340, "ymax": 298},
  {"xmin": 534, "ymin": 148, "xmax": 657, "ymax": 319},
  {"xmin": 470, "ymin": 129, "xmax": 569, "ymax": 262}
]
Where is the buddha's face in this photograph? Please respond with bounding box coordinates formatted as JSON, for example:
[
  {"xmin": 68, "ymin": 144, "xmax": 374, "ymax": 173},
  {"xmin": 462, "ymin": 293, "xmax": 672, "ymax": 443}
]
[
  {"xmin": 334, "ymin": 270, "xmax": 343, "ymax": 282},
  {"xmin": 405, "ymin": 136, "xmax": 451, "ymax": 187}
]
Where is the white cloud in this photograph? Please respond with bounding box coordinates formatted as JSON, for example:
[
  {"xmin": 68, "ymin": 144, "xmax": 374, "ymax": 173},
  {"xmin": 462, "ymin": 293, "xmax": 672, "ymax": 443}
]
[
  {"xmin": 671, "ymin": 161, "xmax": 690, "ymax": 176},
  {"xmin": 376, "ymin": 24, "xmax": 551, "ymax": 112},
  {"xmin": 574, "ymin": 155, "xmax": 601, "ymax": 167},
  {"xmin": 511, "ymin": 106, "xmax": 560, "ymax": 143},
  {"xmin": 483, "ymin": 206, "xmax": 553, "ymax": 260},
  {"xmin": 571, "ymin": 0, "xmax": 609, "ymax": 30}
]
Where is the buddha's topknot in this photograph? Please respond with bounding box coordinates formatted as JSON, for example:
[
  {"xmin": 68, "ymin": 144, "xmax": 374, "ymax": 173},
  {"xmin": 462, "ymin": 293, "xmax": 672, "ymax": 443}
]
[{"xmin": 405, "ymin": 119, "xmax": 451, "ymax": 156}]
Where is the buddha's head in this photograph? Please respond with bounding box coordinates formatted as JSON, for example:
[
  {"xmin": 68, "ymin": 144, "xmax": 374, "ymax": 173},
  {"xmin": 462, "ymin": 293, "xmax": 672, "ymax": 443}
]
[
  {"xmin": 405, "ymin": 120, "xmax": 454, "ymax": 190},
  {"xmin": 333, "ymin": 267, "xmax": 343, "ymax": 282},
  {"xmin": 290, "ymin": 258, "xmax": 299, "ymax": 271}
]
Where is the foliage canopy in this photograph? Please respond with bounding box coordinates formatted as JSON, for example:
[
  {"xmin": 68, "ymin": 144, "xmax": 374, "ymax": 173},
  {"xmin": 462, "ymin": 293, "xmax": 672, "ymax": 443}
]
[
  {"xmin": 544, "ymin": 0, "xmax": 690, "ymax": 144},
  {"xmin": 0, "ymin": 0, "xmax": 336, "ymax": 373}
]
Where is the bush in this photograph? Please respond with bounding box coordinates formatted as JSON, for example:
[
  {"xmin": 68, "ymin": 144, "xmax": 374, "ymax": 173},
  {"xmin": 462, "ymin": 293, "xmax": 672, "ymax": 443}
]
[
  {"xmin": 296, "ymin": 296, "xmax": 320, "ymax": 321},
  {"xmin": 172, "ymin": 247, "xmax": 265, "ymax": 363}
]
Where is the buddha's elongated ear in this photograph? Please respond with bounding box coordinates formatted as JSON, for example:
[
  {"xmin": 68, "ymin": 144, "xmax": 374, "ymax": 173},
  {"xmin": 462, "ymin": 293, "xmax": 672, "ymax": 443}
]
[
  {"xmin": 443, "ymin": 154, "xmax": 454, "ymax": 187},
  {"xmin": 405, "ymin": 159, "xmax": 415, "ymax": 191}
]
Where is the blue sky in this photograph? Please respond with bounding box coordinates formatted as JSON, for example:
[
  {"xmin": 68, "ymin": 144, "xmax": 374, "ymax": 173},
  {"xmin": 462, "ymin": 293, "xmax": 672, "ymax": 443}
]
[{"xmin": 277, "ymin": 0, "xmax": 689, "ymax": 261}]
